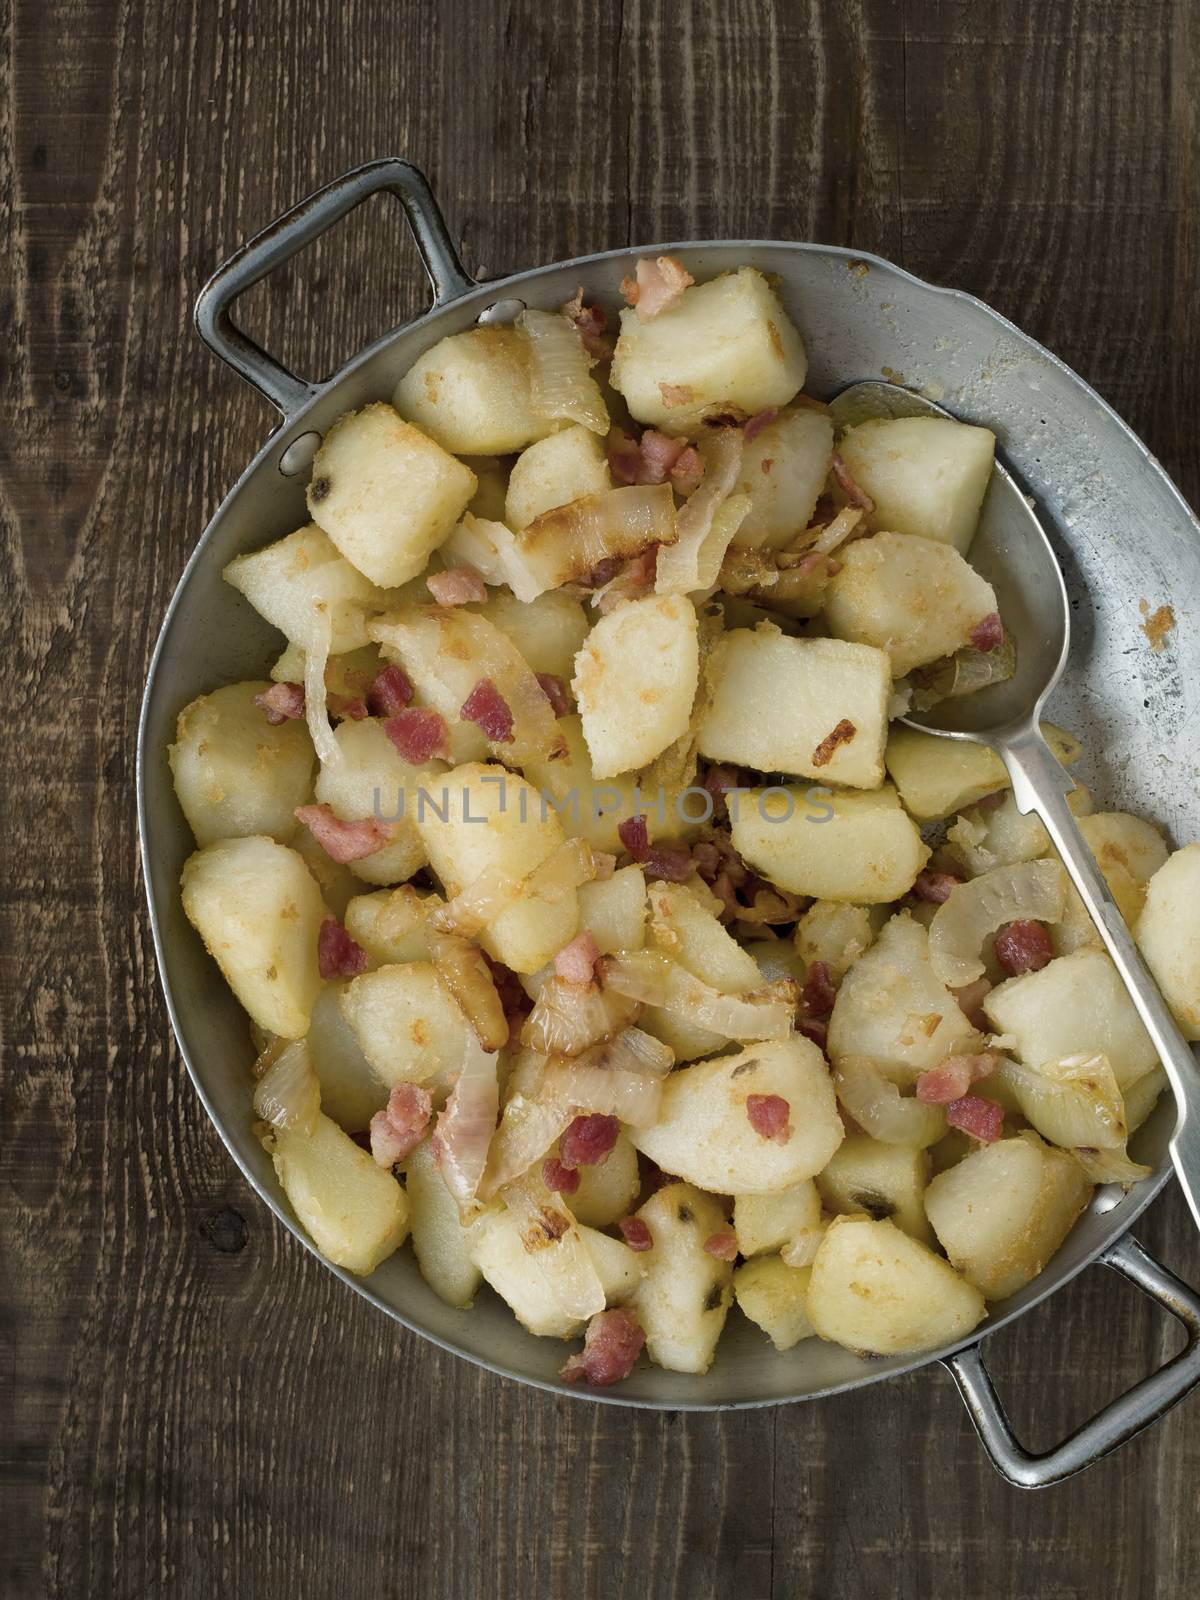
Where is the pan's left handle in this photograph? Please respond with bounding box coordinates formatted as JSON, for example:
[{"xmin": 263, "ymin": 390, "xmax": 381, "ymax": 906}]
[{"xmin": 194, "ymin": 158, "xmax": 476, "ymax": 418}]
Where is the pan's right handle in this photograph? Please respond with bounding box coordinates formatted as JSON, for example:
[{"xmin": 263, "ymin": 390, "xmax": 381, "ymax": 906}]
[
  {"xmin": 943, "ymin": 1233, "xmax": 1200, "ymax": 1488},
  {"xmin": 194, "ymin": 158, "xmax": 476, "ymax": 418}
]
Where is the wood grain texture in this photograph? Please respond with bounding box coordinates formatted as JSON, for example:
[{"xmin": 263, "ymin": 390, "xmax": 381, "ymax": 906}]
[{"xmin": 2, "ymin": 1, "xmax": 1199, "ymax": 1595}]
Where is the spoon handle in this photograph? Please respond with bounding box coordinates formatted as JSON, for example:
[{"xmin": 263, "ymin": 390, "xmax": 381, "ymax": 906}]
[{"xmin": 1001, "ymin": 725, "xmax": 1200, "ymax": 1230}]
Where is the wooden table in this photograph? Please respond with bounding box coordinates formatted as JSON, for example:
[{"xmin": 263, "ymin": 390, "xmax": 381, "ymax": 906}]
[{"xmin": 5, "ymin": 1, "xmax": 1200, "ymax": 1593}]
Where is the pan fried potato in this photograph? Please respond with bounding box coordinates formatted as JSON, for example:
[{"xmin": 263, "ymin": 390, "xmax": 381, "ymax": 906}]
[
  {"xmin": 181, "ymin": 835, "xmax": 324, "ymax": 1039},
  {"xmin": 406, "ymin": 1137, "xmax": 482, "ymax": 1308},
  {"xmin": 270, "ymin": 1112, "xmax": 409, "ymax": 1276},
  {"xmin": 343, "ymin": 884, "xmax": 438, "ymax": 966},
  {"xmin": 1053, "ymin": 811, "xmax": 1170, "ymax": 955},
  {"xmin": 169, "ymin": 681, "xmax": 315, "ymax": 846},
  {"xmin": 474, "ymin": 588, "xmax": 590, "ymax": 680},
  {"xmin": 224, "ymin": 524, "xmax": 391, "ymax": 654},
  {"xmin": 633, "ymin": 1183, "xmax": 734, "ymax": 1373},
  {"xmin": 698, "ymin": 627, "xmax": 891, "ymax": 788},
  {"xmin": 732, "ymin": 1180, "xmax": 822, "ymax": 1258},
  {"xmin": 794, "ymin": 900, "xmax": 885, "ymax": 979},
  {"xmin": 307, "ymin": 403, "xmax": 477, "ymax": 587},
  {"xmin": 836, "ymin": 417, "xmax": 995, "ymax": 554},
  {"xmin": 1137, "ymin": 845, "xmax": 1200, "ymax": 1039},
  {"xmin": 815, "ymin": 1135, "xmax": 933, "ymax": 1245},
  {"xmin": 394, "ymin": 326, "xmax": 562, "ymax": 455},
  {"xmin": 339, "ymin": 961, "xmax": 473, "ymax": 1091},
  {"xmin": 522, "ymin": 714, "xmax": 644, "ymax": 854},
  {"xmin": 630, "ymin": 1038, "xmax": 843, "ymax": 1193},
  {"xmin": 806, "ymin": 1215, "xmax": 986, "ymax": 1354},
  {"xmin": 505, "ymin": 424, "xmax": 612, "ymax": 529},
  {"xmin": 568, "ymin": 1131, "xmax": 641, "ymax": 1228},
  {"xmin": 730, "ymin": 407, "xmax": 834, "ymax": 549},
  {"xmin": 733, "ymin": 1257, "xmax": 816, "ymax": 1349},
  {"xmin": 642, "ymin": 879, "xmax": 766, "ymax": 1061},
  {"xmin": 924, "ymin": 1132, "xmax": 1092, "ymax": 1300},
  {"xmin": 892, "ymin": 722, "xmax": 1081, "ymax": 828},
  {"xmin": 466, "ymin": 1205, "xmax": 640, "ymax": 1338},
  {"xmin": 292, "ymin": 826, "xmax": 362, "ymax": 920},
  {"xmin": 730, "ymin": 783, "xmax": 929, "ymax": 903},
  {"xmin": 611, "ymin": 267, "xmax": 807, "ymax": 435},
  {"xmin": 305, "ymin": 983, "xmax": 388, "ymax": 1131},
  {"xmin": 577, "ymin": 865, "xmax": 647, "ymax": 954},
  {"xmin": 313, "ymin": 716, "xmax": 444, "ymax": 885},
  {"xmin": 825, "ymin": 531, "xmax": 999, "ymax": 676}
]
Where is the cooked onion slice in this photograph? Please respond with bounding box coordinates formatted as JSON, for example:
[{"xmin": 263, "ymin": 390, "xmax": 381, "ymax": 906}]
[
  {"xmin": 655, "ymin": 430, "xmax": 747, "ymax": 595},
  {"xmin": 516, "ymin": 485, "xmax": 677, "ymax": 591},
  {"xmin": 303, "ymin": 608, "xmax": 341, "ymax": 768},
  {"xmin": 433, "ymin": 1034, "xmax": 501, "ymax": 1214},
  {"xmin": 834, "ymin": 1055, "xmax": 946, "ymax": 1148},
  {"xmin": 501, "ymin": 1175, "xmax": 605, "ymax": 1322},
  {"xmin": 997, "ymin": 1053, "xmax": 1127, "ymax": 1151},
  {"xmin": 780, "ymin": 1226, "xmax": 826, "ymax": 1268},
  {"xmin": 427, "ymin": 925, "xmax": 510, "ymax": 1051},
  {"xmin": 441, "ymin": 513, "xmax": 544, "ymax": 603},
  {"xmin": 521, "ymin": 978, "xmax": 638, "ymax": 1056},
  {"xmin": 599, "ymin": 951, "xmax": 797, "ymax": 1041},
  {"xmin": 519, "ymin": 308, "xmax": 609, "ymax": 435},
  {"xmin": 1072, "ymin": 1145, "xmax": 1151, "ymax": 1188},
  {"xmin": 809, "ymin": 505, "xmax": 864, "ymax": 556},
  {"xmin": 480, "ymin": 1090, "xmax": 573, "ymax": 1199},
  {"xmin": 540, "ymin": 1055, "xmax": 663, "ymax": 1128},
  {"xmin": 910, "ymin": 635, "xmax": 1018, "ymax": 711},
  {"xmin": 929, "ymin": 859, "xmax": 1066, "ymax": 987},
  {"xmin": 432, "ymin": 838, "xmax": 600, "ymax": 939},
  {"xmin": 252, "ymin": 1038, "xmax": 321, "ymax": 1134},
  {"xmin": 591, "ymin": 1025, "xmax": 675, "ymax": 1078}
]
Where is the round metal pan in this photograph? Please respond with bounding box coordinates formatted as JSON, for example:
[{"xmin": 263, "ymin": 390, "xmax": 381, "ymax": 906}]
[{"xmin": 137, "ymin": 158, "xmax": 1200, "ymax": 1486}]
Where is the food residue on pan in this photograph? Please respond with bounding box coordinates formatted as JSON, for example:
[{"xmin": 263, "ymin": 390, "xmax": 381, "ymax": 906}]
[{"xmin": 1139, "ymin": 599, "xmax": 1176, "ymax": 652}]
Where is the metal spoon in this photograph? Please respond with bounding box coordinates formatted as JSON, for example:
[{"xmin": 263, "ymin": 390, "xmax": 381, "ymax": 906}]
[{"xmin": 830, "ymin": 380, "xmax": 1200, "ymax": 1227}]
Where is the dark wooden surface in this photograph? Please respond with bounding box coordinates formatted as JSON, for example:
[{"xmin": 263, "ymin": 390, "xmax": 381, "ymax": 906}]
[{"xmin": 4, "ymin": 1, "xmax": 1200, "ymax": 1594}]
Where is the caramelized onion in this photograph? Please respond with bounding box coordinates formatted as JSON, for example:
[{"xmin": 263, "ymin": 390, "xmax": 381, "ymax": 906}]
[
  {"xmin": 433, "ymin": 1034, "xmax": 501, "ymax": 1214},
  {"xmin": 516, "ymin": 485, "xmax": 677, "ymax": 592},
  {"xmin": 441, "ymin": 514, "xmax": 544, "ymax": 603},
  {"xmin": 929, "ymin": 859, "xmax": 1066, "ymax": 987},
  {"xmin": 252, "ymin": 1038, "xmax": 321, "ymax": 1134},
  {"xmin": 997, "ymin": 1053, "xmax": 1127, "ymax": 1152},
  {"xmin": 599, "ymin": 951, "xmax": 797, "ymax": 1041},
  {"xmin": 521, "ymin": 978, "xmax": 638, "ymax": 1056},
  {"xmin": 1072, "ymin": 1146, "xmax": 1151, "ymax": 1188},
  {"xmin": 655, "ymin": 430, "xmax": 747, "ymax": 595},
  {"xmin": 427, "ymin": 925, "xmax": 510, "ymax": 1051},
  {"xmin": 480, "ymin": 1089, "xmax": 573, "ymax": 1199},
  {"xmin": 519, "ymin": 308, "xmax": 609, "ymax": 435},
  {"xmin": 540, "ymin": 1055, "xmax": 664, "ymax": 1128},
  {"xmin": 501, "ymin": 1175, "xmax": 605, "ymax": 1322},
  {"xmin": 834, "ymin": 1055, "xmax": 946, "ymax": 1148},
  {"xmin": 303, "ymin": 608, "xmax": 341, "ymax": 768}
]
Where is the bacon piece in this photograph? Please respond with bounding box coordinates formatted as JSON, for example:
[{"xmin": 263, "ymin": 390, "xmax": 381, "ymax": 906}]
[
  {"xmin": 797, "ymin": 1016, "xmax": 828, "ymax": 1050},
  {"xmin": 670, "ymin": 445, "xmax": 704, "ymax": 497},
  {"xmin": 368, "ymin": 664, "xmax": 414, "ymax": 717},
  {"xmin": 593, "ymin": 547, "xmax": 659, "ymax": 613},
  {"xmin": 830, "ymin": 450, "xmax": 875, "ymax": 513},
  {"xmin": 369, "ymin": 1083, "xmax": 433, "ymax": 1168},
  {"xmin": 618, "ymin": 1216, "xmax": 653, "ymax": 1252},
  {"xmin": 702, "ymin": 765, "xmax": 743, "ymax": 817},
  {"xmin": 294, "ymin": 803, "xmax": 396, "ymax": 863},
  {"xmin": 952, "ymin": 976, "xmax": 993, "ymax": 1030},
  {"xmin": 743, "ymin": 408, "xmax": 778, "ymax": 444},
  {"xmin": 945, "ymin": 1093, "xmax": 1005, "ymax": 1143},
  {"xmin": 913, "ymin": 869, "xmax": 964, "ymax": 904},
  {"xmin": 746, "ymin": 1092, "xmax": 792, "ymax": 1145},
  {"xmin": 427, "ymin": 567, "xmax": 488, "ymax": 606},
  {"xmin": 638, "ymin": 429, "xmax": 686, "ymax": 484},
  {"xmin": 969, "ymin": 612, "xmax": 1005, "ymax": 653},
  {"xmin": 579, "ymin": 555, "xmax": 624, "ymax": 589},
  {"xmin": 994, "ymin": 919, "xmax": 1053, "ymax": 976},
  {"xmin": 618, "ymin": 814, "xmax": 650, "ymax": 861},
  {"xmin": 555, "ymin": 930, "xmax": 600, "ymax": 986},
  {"xmin": 460, "ymin": 678, "xmax": 515, "ymax": 743},
  {"xmin": 560, "ymin": 288, "xmax": 611, "ymax": 359},
  {"xmin": 254, "ymin": 681, "xmax": 305, "ymax": 724},
  {"xmin": 621, "ymin": 254, "xmax": 694, "ymax": 320},
  {"xmin": 541, "ymin": 1156, "xmax": 581, "ymax": 1196},
  {"xmin": 703, "ymin": 1229, "xmax": 739, "ymax": 1261},
  {"xmin": 645, "ymin": 847, "xmax": 694, "ymax": 884},
  {"xmin": 559, "ymin": 1113, "xmax": 619, "ymax": 1171},
  {"xmin": 811, "ymin": 718, "xmax": 857, "ymax": 769},
  {"xmin": 560, "ymin": 1306, "xmax": 646, "ymax": 1387},
  {"xmin": 384, "ymin": 707, "xmax": 450, "ymax": 763},
  {"xmin": 327, "ymin": 692, "xmax": 368, "ymax": 721},
  {"xmin": 916, "ymin": 1051, "xmax": 1001, "ymax": 1105},
  {"xmin": 801, "ymin": 960, "xmax": 837, "ymax": 1020},
  {"xmin": 317, "ymin": 916, "xmax": 368, "ymax": 980},
  {"xmin": 535, "ymin": 672, "xmax": 572, "ymax": 716}
]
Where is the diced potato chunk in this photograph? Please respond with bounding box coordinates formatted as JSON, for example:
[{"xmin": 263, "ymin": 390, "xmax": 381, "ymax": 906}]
[
  {"xmin": 836, "ymin": 417, "xmax": 995, "ymax": 554},
  {"xmin": 733, "ymin": 1257, "xmax": 816, "ymax": 1349},
  {"xmin": 924, "ymin": 1132, "xmax": 1093, "ymax": 1300},
  {"xmin": 465, "ymin": 1206, "xmax": 634, "ymax": 1338},
  {"xmin": 505, "ymin": 424, "xmax": 612, "ymax": 530},
  {"xmin": 698, "ymin": 627, "xmax": 891, "ymax": 788},
  {"xmin": 223, "ymin": 524, "xmax": 390, "ymax": 654},
  {"xmin": 630, "ymin": 1038, "xmax": 843, "ymax": 1194},
  {"xmin": 642, "ymin": 879, "xmax": 766, "ymax": 1062},
  {"xmin": 815, "ymin": 1135, "xmax": 933, "ymax": 1245},
  {"xmin": 406, "ymin": 1137, "xmax": 481, "ymax": 1308},
  {"xmin": 307, "ymin": 403, "xmax": 477, "ymax": 587},
  {"xmin": 292, "ymin": 827, "xmax": 362, "ymax": 920},
  {"xmin": 343, "ymin": 884, "xmax": 438, "ymax": 966},
  {"xmin": 522, "ymin": 714, "xmax": 645, "ymax": 854},
  {"xmin": 983, "ymin": 947, "xmax": 1158, "ymax": 1089},
  {"xmin": 270, "ymin": 1112, "xmax": 409, "ymax": 1276},
  {"xmin": 886, "ymin": 726, "xmax": 1007, "ymax": 822},
  {"xmin": 394, "ymin": 326, "xmax": 561, "ymax": 455},
  {"xmin": 1137, "ymin": 845, "xmax": 1200, "ymax": 1039},
  {"xmin": 633, "ymin": 1183, "xmax": 733, "ymax": 1373},
  {"xmin": 169, "ymin": 681, "xmax": 315, "ymax": 847},
  {"xmin": 827, "ymin": 912, "xmax": 980, "ymax": 1080},
  {"xmin": 573, "ymin": 594, "xmax": 700, "ymax": 779},
  {"xmin": 733, "ymin": 1180, "xmax": 821, "ymax": 1257},
  {"xmin": 181, "ymin": 835, "xmax": 324, "ymax": 1039},
  {"xmin": 611, "ymin": 267, "xmax": 808, "ymax": 435},
  {"xmin": 806, "ymin": 1215, "xmax": 985, "ymax": 1354},
  {"xmin": 313, "ymin": 717, "xmax": 442, "ymax": 885},
  {"xmin": 824, "ymin": 531, "xmax": 999, "ymax": 677},
  {"xmin": 577, "ymin": 865, "xmax": 647, "ymax": 954},
  {"xmin": 730, "ymin": 407, "xmax": 834, "ymax": 549},
  {"xmin": 474, "ymin": 588, "xmax": 590, "ymax": 680},
  {"xmin": 306, "ymin": 983, "xmax": 388, "ymax": 1131},
  {"xmin": 568, "ymin": 1131, "xmax": 641, "ymax": 1228},
  {"xmin": 794, "ymin": 901, "xmax": 883, "ymax": 980},
  {"xmin": 731, "ymin": 784, "xmax": 929, "ymax": 903},
  {"xmin": 339, "ymin": 962, "xmax": 473, "ymax": 1091}
]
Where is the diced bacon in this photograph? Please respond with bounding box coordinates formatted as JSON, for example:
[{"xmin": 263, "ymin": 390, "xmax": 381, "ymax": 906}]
[
  {"xmin": 427, "ymin": 567, "xmax": 488, "ymax": 606},
  {"xmin": 659, "ymin": 383, "xmax": 694, "ymax": 409},
  {"xmin": 811, "ymin": 718, "xmax": 857, "ymax": 769},
  {"xmin": 560, "ymin": 287, "xmax": 611, "ymax": 359},
  {"xmin": 368, "ymin": 664, "xmax": 414, "ymax": 717},
  {"xmin": 703, "ymin": 1229, "xmax": 739, "ymax": 1261},
  {"xmin": 607, "ymin": 430, "xmax": 643, "ymax": 485},
  {"xmin": 384, "ymin": 707, "xmax": 450, "ymax": 763},
  {"xmin": 618, "ymin": 1216, "xmax": 653, "ymax": 1252},
  {"xmin": 483, "ymin": 952, "xmax": 532, "ymax": 1037},
  {"xmin": 541, "ymin": 1156, "xmax": 580, "ymax": 1196},
  {"xmin": 644, "ymin": 847, "xmax": 693, "ymax": 884},
  {"xmin": 253, "ymin": 682, "xmax": 305, "ymax": 724},
  {"xmin": 559, "ymin": 1113, "xmax": 620, "ymax": 1171},
  {"xmin": 317, "ymin": 916, "xmax": 368, "ymax": 979},
  {"xmin": 945, "ymin": 1094, "xmax": 1005, "ymax": 1143},
  {"xmin": 579, "ymin": 555, "xmax": 624, "ymax": 589},
  {"xmin": 913, "ymin": 869, "xmax": 964, "ymax": 904},
  {"xmin": 555, "ymin": 930, "xmax": 600, "ymax": 985},
  {"xmin": 952, "ymin": 976, "xmax": 993, "ymax": 1030},
  {"xmin": 743, "ymin": 408, "xmax": 778, "ymax": 444},
  {"xmin": 535, "ymin": 673, "xmax": 572, "ymax": 716},
  {"xmin": 638, "ymin": 429, "xmax": 686, "ymax": 484},
  {"xmin": 830, "ymin": 450, "xmax": 875, "ymax": 512},
  {"xmin": 969, "ymin": 612, "xmax": 1005, "ymax": 653},
  {"xmin": 994, "ymin": 919, "xmax": 1054, "ymax": 977},
  {"xmin": 801, "ymin": 960, "xmax": 837, "ymax": 1020},
  {"xmin": 798, "ymin": 1017, "xmax": 828, "ymax": 1050},
  {"xmin": 560, "ymin": 1305, "xmax": 646, "ymax": 1387},
  {"xmin": 670, "ymin": 445, "xmax": 705, "ymax": 497},
  {"xmin": 327, "ymin": 692, "xmax": 368, "ymax": 721},
  {"xmin": 746, "ymin": 1093, "xmax": 792, "ymax": 1144},
  {"xmin": 593, "ymin": 547, "xmax": 659, "ymax": 613},
  {"xmin": 460, "ymin": 678, "xmax": 515, "ymax": 743},
  {"xmin": 294, "ymin": 803, "xmax": 397, "ymax": 863},
  {"xmin": 621, "ymin": 254, "xmax": 695, "ymax": 320},
  {"xmin": 618, "ymin": 815, "xmax": 650, "ymax": 860},
  {"xmin": 369, "ymin": 1083, "xmax": 433, "ymax": 1168},
  {"xmin": 702, "ymin": 765, "xmax": 743, "ymax": 817},
  {"xmin": 916, "ymin": 1051, "xmax": 1001, "ymax": 1105}
]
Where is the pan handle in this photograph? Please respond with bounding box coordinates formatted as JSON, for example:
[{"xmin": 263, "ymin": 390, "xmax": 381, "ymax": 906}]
[
  {"xmin": 943, "ymin": 1232, "xmax": 1200, "ymax": 1488},
  {"xmin": 194, "ymin": 158, "xmax": 476, "ymax": 417}
]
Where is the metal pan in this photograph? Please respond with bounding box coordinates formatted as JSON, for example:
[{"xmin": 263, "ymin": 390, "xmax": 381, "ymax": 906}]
[{"xmin": 137, "ymin": 158, "xmax": 1200, "ymax": 1486}]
